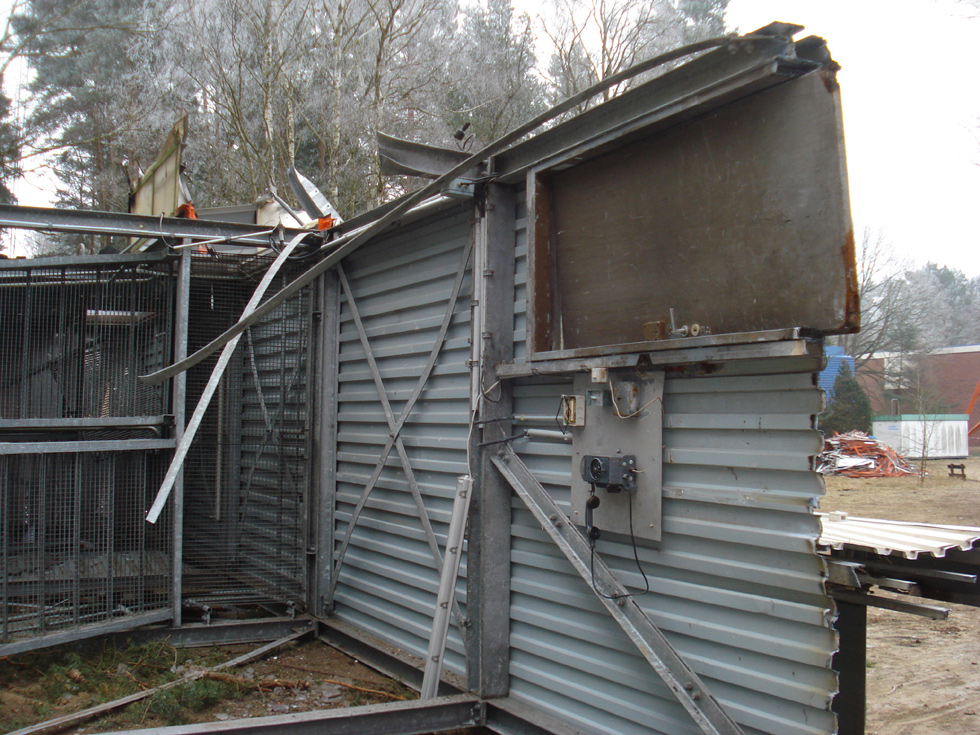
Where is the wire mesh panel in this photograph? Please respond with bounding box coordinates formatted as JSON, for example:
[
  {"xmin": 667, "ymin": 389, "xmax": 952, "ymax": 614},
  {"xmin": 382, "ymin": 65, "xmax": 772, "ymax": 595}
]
[
  {"xmin": 0, "ymin": 257, "xmax": 176, "ymax": 650},
  {"xmin": 0, "ymin": 260, "xmax": 174, "ymax": 422},
  {"xmin": 0, "ymin": 452, "xmax": 172, "ymax": 643},
  {"xmin": 181, "ymin": 253, "xmax": 311, "ymax": 609}
]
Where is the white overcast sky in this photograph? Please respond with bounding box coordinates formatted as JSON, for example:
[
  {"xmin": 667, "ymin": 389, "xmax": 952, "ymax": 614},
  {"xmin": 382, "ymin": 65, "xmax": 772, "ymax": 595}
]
[{"xmin": 726, "ymin": 0, "xmax": 980, "ymax": 276}]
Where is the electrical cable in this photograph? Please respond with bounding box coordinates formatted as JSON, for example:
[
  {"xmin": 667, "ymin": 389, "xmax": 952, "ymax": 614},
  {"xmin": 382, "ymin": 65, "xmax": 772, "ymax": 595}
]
[
  {"xmin": 589, "ymin": 490, "xmax": 650, "ymax": 600},
  {"xmin": 480, "ymin": 377, "xmax": 503, "ymax": 402},
  {"xmin": 608, "ymin": 378, "xmax": 662, "ymax": 419}
]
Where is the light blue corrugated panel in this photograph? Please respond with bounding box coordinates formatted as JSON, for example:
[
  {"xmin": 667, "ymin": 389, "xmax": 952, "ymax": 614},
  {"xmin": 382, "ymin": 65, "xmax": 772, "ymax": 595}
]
[
  {"xmin": 818, "ymin": 345, "xmax": 854, "ymax": 399},
  {"xmin": 332, "ymin": 207, "xmax": 473, "ymax": 677},
  {"xmin": 509, "ymin": 373, "xmax": 837, "ymax": 735}
]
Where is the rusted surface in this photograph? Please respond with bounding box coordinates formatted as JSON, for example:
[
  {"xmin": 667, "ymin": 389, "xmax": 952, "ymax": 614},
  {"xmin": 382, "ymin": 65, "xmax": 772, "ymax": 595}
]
[
  {"xmin": 819, "ymin": 64, "xmax": 841, "ymax": 93},
  {"xmin": 528, "ymin": 173, "xmax": 555, "ymax": 353},
  {"xmin": 643, "ymin": 320, "xmax": 668, "ymax": 341},
  {"xmin": 841, "ymin": 228, "xmax": 861, "ymax": 332}
]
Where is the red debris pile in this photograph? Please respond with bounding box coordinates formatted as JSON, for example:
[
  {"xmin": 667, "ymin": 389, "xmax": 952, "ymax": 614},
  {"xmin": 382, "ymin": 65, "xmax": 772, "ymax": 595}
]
[{"xmin": 817, "ymin": 431, "xmax": 919, "ymax": 477}]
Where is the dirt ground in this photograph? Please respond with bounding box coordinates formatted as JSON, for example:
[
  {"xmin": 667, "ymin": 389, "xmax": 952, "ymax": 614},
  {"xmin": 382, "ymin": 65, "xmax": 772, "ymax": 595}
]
[
  {"xmin": 0, "ymin": 634, "xmax": 416, "ymax": 734},
  {"xmin": 821, "ymin": 456, "xmax": 980, "ymax": 734}
]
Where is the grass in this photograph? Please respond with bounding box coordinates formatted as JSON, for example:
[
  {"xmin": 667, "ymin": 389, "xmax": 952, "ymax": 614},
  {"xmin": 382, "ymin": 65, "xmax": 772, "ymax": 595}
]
[
  {"xmin": 146, "ymin": 678, "xmax": 239, "ymax": 725},
  {"xmin": 0, "ymin": 637, "xmax": 240, "ymax": 733}
]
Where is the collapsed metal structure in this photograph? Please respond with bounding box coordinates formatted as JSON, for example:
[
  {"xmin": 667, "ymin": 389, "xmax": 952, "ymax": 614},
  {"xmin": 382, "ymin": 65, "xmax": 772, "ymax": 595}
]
[{"xmin": 5, "ymin": 24, "xmax": 969, "ymax": 735}]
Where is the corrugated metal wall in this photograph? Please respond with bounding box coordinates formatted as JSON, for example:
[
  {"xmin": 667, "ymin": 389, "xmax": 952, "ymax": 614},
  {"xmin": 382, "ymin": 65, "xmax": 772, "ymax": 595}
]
[
  {"xmin": 506, "ymin": 190, "xmax": 838, "ymax": 735},
  {"xmin": 236, "ymin": 284, "xmax": 311, "ymax": 605},
  {"xmin": 331, "ymin": 207, "xmax": 473, "ymax": 677}
]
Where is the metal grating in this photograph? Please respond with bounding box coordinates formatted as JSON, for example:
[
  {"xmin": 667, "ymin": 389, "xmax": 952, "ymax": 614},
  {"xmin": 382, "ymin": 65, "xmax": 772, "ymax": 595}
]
[
  {"xmin": 181, "ymin": 253, "xmax": 312, "ymax": 609},
  {"xmin": 0, "ymin": 260, "xmax": 174, "ymax": 421},
  {"xmin": 0, "ymin": 259, "xmax": 176, "ymax": 648}
]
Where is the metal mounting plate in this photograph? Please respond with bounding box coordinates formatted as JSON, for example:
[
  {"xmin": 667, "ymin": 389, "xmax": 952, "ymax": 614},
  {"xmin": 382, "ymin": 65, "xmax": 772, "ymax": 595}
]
[{"xmin": 570, "ymin": 371, "xmax": 664, "ymax": 542}]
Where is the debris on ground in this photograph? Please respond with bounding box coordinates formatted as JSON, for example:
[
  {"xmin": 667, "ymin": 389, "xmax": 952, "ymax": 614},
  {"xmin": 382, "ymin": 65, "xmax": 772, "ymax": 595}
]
[{"xmin": 817, "ymin": 431, "xmax": 920, "ymax": 477}]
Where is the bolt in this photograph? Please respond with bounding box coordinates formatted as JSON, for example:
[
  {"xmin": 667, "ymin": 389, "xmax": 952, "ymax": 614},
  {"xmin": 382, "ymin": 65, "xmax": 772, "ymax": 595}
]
[
  {"xmin": 684, "ymin": 683, "xmax": 694, "ymax": 691},
  {"xmin": 616, "ymin": 598, "xmax": 626, "ymax": 607},
  {"xmin": 692, "ymin": 693, "xmax": 701, "ymax": 701},
  {"xmin": 549, "ymin": 514, "xmax": 557, "ymax": 522}
]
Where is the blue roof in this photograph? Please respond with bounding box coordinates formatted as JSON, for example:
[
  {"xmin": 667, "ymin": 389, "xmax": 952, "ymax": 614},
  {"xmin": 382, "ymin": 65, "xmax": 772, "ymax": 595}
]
[{"xmin": 820, "ymin": 346, "xmax": 855, "ymax": 400}]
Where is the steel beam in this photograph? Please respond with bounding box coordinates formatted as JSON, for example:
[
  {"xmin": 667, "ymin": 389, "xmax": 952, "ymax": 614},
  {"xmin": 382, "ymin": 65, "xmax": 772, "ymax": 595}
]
[
  {"xmin": 122, "ymin": 617, "xmax": 315, "ymax": 649},
  {"xmin": 466, "ymin": 183, "xmax": 515, "ymax": 698},
  {"xmin": 830, "ymin": 589, "xmax": 949, "ymax": 620},
  {"xmin": 495, "ymin": 337, "xmax": 820, "ymax": 379},
  {"xmin": 171, "ymin": 250, "xmax": 191, "ymax": 626},
  {"xmin": 0, "ymin": 204, "xmax": 315, "ymax": 249},
  {"xmin": 0, "ymin": 251, "xmax": 173, "ymax": 269},
  {"xmin": 0, "ymin": 610, "xmax": 172, "ymax": 657},
  {"xmin": 0, "ymin": 439, "xmax": 175, "ymax": 455},
  {"xmin": 485, "ymin": 698, "xmax": 593, "ymax": 735},
  {"xmin": 490, "ymin": 446, "xmax": 744, "ymax": 735},
  {"xmin": 493, "ymin": 35, "xmax": 805, "ymax": 181},
  {"xmin": 312, "ymin": 271, "xmax": 341, "ymax": 616},
  {"xmin": 0, "ymin": 416, "xmax": 171, "ymax": 430},
  {"xmin": 99, "ymin": 695, "xmax": 484, "ymax": 735}
]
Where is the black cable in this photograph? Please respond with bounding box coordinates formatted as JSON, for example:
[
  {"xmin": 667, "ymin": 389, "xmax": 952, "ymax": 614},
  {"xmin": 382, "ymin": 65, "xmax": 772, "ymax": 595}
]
[{"xmin": 589, "ymin": 490, "xmax": 650, "ymax": 600}]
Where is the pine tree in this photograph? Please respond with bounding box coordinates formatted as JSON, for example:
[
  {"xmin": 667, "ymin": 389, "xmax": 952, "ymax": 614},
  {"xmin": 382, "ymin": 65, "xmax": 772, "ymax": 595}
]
[
  {"xmin": 820, "ymin": 362, "xmax": 874, "ymax": 436},
  {"xmin": 15, "ymin": 0, "xmax": 147, "ymax": 252}
]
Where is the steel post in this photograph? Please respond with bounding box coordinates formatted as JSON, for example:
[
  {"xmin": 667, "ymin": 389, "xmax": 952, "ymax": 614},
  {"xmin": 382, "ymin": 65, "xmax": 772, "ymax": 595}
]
[
  {"xmin": 833, "ymin": 599, "xmax": 867, "ymax": 735},
  {"xmin": 466, "ymin": 183, "xmax": 516, "ymax": 697},
  {"xmin": 312, "ymin": 271, "xmax": 340, "ymax": 615},
  {"xmin": 172, "ymin": 250, "xmax": 191, "ymax": 626}
]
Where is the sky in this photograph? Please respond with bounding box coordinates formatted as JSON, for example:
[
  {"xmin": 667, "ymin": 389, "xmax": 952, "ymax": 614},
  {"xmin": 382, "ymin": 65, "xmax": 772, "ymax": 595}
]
[
  {"xmin": 5, "ymin": 0, "xmax": 980, "ymax": 274},
  {"xmin": 725, "ymin": 0, "xmax": 980, "ymax": 276}
]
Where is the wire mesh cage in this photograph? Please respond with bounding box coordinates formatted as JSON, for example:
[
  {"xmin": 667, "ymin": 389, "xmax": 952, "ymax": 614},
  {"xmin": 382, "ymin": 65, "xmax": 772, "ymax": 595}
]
[
  {"xmin": 0, "ymin": 251, "xmax": 315, "ymax": 645},
  {"xmin": 181, "ymin": 253, "xmax": 312, "ymax": 611},
  {"xmin": 1, "ymin": 452, "xmax": 173, "ymax": 642},
  {"xmin": 0, "ymin": 259, "xmax": 177, "ymax": 647}
]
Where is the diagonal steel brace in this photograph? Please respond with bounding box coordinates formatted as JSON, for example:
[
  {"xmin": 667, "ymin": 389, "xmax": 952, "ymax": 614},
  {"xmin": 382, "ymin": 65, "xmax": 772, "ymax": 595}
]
[
  {"xmin": 490, "ymin": 445, "xmax": 744, "ymax": 735},
  {"xmin": 328, "ymin": 245, "xmax": 472, "ymax": 625}
]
